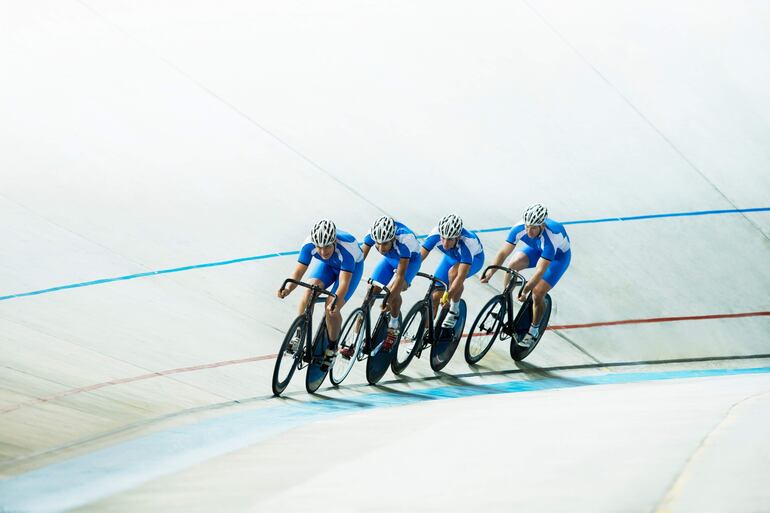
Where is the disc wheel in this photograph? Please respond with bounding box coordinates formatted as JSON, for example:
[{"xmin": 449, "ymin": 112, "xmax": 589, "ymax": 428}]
[
  {"xmin": 391, "ymin": 301, "xmax": 427, "ymax": 375},
  {"xmin": 430, "ymin": 300, "xmax": 467, "ymax": 372},
  {"xmin": 365, "ymin": 312, "xmax": 400, "ymax": 385},
  {"xmin": 329, "ymin": 308, "xmax": 366, "ymax": 386},
  {"xmin": 510, "ymin": 294, "xmax": 552, "ymax": 361},
  {"xmin": 305, "ymin": 321, "xmax": 331, "ymax": 393},
  {"xmin": 272, "ymin": 315, "xmax": 306, "ymax": 396},
  {"xmin": 464, "ymin": 295, "xmax": 506, "ymax": 365}
]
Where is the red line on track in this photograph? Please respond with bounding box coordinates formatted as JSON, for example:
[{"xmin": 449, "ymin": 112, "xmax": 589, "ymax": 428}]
[
  {"xmin": 547, "ymin": 311, "xmax": 770, "ymax": 331},
  {"xmin": 3, "ymin": 311, "xmax": 769, "ymax": 415}
]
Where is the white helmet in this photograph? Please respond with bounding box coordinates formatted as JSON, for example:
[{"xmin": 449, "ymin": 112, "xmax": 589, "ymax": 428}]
[
  {"xmin": 523, "ymin": 203, "xmax": 548, "ymax": 226},
  {"xmin": 310, "ymin": 219, "xmax": 336, "ymax": 247},
  {"xmin": 371, "ymin": 215, "xmax": 396, "ymax": 244},
  {"xmin": 438, "ymin": 214, "xmax": 463, "ymax": 239}
]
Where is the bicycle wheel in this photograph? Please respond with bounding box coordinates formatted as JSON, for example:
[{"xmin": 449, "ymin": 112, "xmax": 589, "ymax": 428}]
[
  {"xmin": 430, "ymin": 300, "xmax": 467, "ymax": 372},
  {"xmin": 272, "ymin": 315, "xmax": 307, "ymax": 396},
  {"xmin": 464, "ymin": 295, "xmax": 506, "ymax": 365},
  {"xmin": 306, "ymin": 320, "xmax": 330, "ymax": 393},
  {"xmin": 391, "ymin": 301, "xmax": 427, "ymax": 375},
  {"xmin": 365, "ymin": 311, "xmax": 399, "ymax": 385},
  {"xmin": 510, "ymin": 294, "xmax": 552, "ymax": 361},
  {"xmin": 330, "ymin": 308, "xmax": 366, "ymax": 386}
]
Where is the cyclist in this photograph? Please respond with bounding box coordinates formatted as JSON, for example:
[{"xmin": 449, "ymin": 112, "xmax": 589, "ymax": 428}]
[
  {"xmin": 421, "ymin": 214, "xmax": 485, "ymax": 329},
  {"xmin": 341, "ymin": 215, "xmax": 422, "ymax": 356},
  {"xmin": 481, "ymin": 203, "xmax": 571, "ymax": 346},
  {"xmin": 277, "ymin": 219, "xmax": 364, "ymax": 367}
]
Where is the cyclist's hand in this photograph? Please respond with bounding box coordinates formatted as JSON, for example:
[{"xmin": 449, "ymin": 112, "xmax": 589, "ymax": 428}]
[
  {"xmin": 277, "ymin": 287, "xmax": 288, "ymax": 299},
  {"xmin": 479, "ymin": 273, "xmax": 491, "ymax": 284},
  {"xmin": 518, "ymin": 285, "xmax": 530, "ymax": 302},
  {"xmin": 327, "ymin": 302, "xmax": 337, "ymax": 315}
]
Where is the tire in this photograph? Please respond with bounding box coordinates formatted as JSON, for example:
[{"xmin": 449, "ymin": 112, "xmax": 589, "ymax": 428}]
[
  {"xmin": 510, "ymin": 294, "xmax": 552, "ymax": 361},
  {"xmin": 430, "ymin": 300, "xmax": 467, "ymax": 372},
  {"xmin": 305, "ymin": 320, "xmax": 331, "ymax": 393},
  {"xmin": 365, "ymin": 311, "xmax": 400, "ymax": 385},
  {"xmin": 391, "ymin": 301, "xmax": 427, "ymax": 375},
  {"xmin": 272, "ymin": 315, "xmax": 307, "ymax": 396},
  {"xmin": 330, "ymin": 308, "xmax": 366, "ymax": 386},
  {"xmin": 464, "ymin": 295, "xmax": 506, "ymax": 365}
]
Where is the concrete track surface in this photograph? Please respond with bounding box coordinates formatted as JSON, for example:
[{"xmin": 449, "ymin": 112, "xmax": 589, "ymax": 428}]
[{"xmin": 1, "ymin": 1, "xmax": 769, "ymax": 512}]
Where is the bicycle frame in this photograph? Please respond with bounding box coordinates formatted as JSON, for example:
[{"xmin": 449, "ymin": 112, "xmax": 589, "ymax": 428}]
[
  {"xmin": 359, "ymin": 278, "xmax": 392, "ymax": 355},
  {"xmin": 413, "ymin": 271, "xmax": 449, "ymax": 353},
  {"xmin": 480, "ymin": 265, "xmax": 527, "ymax": 334},
  {"xmin": 279, "ymin": 278, "xmax": 337, "ymax": 369}
]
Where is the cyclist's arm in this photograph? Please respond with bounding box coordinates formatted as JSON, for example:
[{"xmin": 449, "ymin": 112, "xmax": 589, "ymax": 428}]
[
  {"xmin": 420, "ymin": 246, "xmax": 430, "ymax": 260},
  {"xmin": 485, "ymin": 241, "xmax": 515, "ymax": 279},
  {"xmin": 278, "ymin": 262, "xmax": 308, "ymax": 297},
  {"xmin": 362, "ymin": 243, "xmax": 372, "ymax": 260}
]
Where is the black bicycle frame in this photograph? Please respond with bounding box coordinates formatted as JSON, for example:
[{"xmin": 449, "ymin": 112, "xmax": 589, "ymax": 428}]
[
  {"xmin": 480, "ymin": 265, "xmax": 527, "ymax": 332},
  {"xmin": 359, "ymin": 278, "xmax": 392, "ymax": 354},
  {"xmin": 413, "ymin": 271, "xmax": 449, "ymax": 350},
  {"xmin": 280, "ymin": 278, "xmax": 337, "ymax": 366}
]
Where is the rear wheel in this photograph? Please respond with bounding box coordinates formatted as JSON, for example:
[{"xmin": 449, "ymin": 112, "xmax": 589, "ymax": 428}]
[
  {"xmin": 366, "ymin": 311, "xmax": 400, "ymax": 385},
  {"xmin": 272, "ymin": 315, "xmax": 306, "ymax": 396},
  {"xmin": 430, "ymin": 300, "xmax": 467, "ymax": 371},
  {"xmin": 510, "ymin": 294, "xmax": 552, "ymax": 361},
  {"xmin": 330, "ymin": 308, "xmax": 366, "ymax": 386},
  {"xmin": 391, "ymin": 301, "xmax": 427, "ymax": 375},
  {"xmin": 465, "ymin": 295, "xmax": 506, "ymax": 364},
  {"xmin": 306, "ymin": 320, "xmax": 331, "ymax": 393}
]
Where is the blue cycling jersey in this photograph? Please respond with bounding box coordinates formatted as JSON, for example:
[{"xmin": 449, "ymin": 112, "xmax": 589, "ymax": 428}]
[
  {"xmin": 422, "ymin": 227, "xmax": 484, "ymax": 264},
  {"xmin": 506, "ymin": 218, "xmax": 571, "ymax": 261},
  {"xmin": 298, "ymin": 229, "xmax": 364, "ymax": 273},
  {"xmin": 363, "ymin": 221, "xmax": 421, "ymax": 262}
]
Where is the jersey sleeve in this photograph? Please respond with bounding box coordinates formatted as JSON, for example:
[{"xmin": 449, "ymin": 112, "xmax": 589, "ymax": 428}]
[
  {"xmin": 422, "ymin": 228, "xmax": 440, "ymax": 252},
  {"xmin": 363, "ymin": 232, "xmax": 375, "ymax": 247},
  {"xmin": 297, "ymin": 240, "xmax": 314, "ymax": 266},
  {"xmin": 506, "ymin": 224, "xmax": 525, "ymax": 245}
]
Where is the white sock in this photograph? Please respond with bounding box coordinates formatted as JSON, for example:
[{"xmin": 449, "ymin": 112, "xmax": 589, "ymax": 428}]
[
  {"xmin": 529, "ymin": 324, "xmax": 539, "ymax": 336},
  {"xmin": 449, "ymin": 300, "xmax": 459, "ymax": 313},
  {"xmin": 389, "ymin": 315, "xmax": 399, "ymax": 328}
]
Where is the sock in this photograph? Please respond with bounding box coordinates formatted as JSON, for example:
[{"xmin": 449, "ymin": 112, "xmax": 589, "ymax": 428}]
[
  {"xmin": 449, "ymin": 300, "xmax": 459, "ymax": 313},
  {"xmin": 327, "ymin": 339, "xmax": 337, "ymax": 351},
  {"xmin": 528, "ymin": 324, "xmax": 539, "ymax": 336},
  {"xmin": 389, "ymin": 315, "xmax": 399, "ymax": 328}
]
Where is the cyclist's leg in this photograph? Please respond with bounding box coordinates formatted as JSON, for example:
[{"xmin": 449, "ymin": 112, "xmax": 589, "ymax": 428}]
[
  {"xmin": 302, "ymin": 261, "xmax": 336, "ymax": 315},
  {"xmin": 533, "ymin": 251, "xmax": 570, "ymax": 325},
  {"xmin": 327, "ymin": 260, "xmax": 365, "ymax": 343},
  {"xmin": 504, "ymin": 245, "xmax": 539, "ymax": 289},
  {"xmin": 445, "ymin": 253, "xmax": 483, "ymax": 305},
  {"xmin": 432, "ymin": 255, "xmax": 455, "ymax": 317},
  {"xmin": 387, "ymin": 255, "xmax": 421, "ymax": 319}
]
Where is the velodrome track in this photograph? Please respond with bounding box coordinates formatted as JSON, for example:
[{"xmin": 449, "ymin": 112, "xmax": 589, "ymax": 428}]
[{"xmin": 1, "ymin": 1, "xmax": 769, "ymax": 512}]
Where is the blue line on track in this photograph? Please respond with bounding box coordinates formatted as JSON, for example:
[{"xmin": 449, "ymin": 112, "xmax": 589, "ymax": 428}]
[
  {"xmin": 1, "ymin": 366, "xmax": 769, "ymax": 513},
  {"xmin": 1, "ymin": 207, "xmax": 768, "ymax": 302}
]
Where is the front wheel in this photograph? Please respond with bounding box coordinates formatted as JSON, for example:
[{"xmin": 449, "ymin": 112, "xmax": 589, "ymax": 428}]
[
  {"xmin": 272, "ymin": 315, "xmax": 307, "ymax": 396},
  {"xmin": 330, "ymin": 308, "xmax": 366, "ymax": 386},
  {"xmin": 465, "ymin": 295, "xmax": 506, "ymax": 365},
  {"xmin": 391, "ymin": 301, "xmax": 427, "ymax": 375}
]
